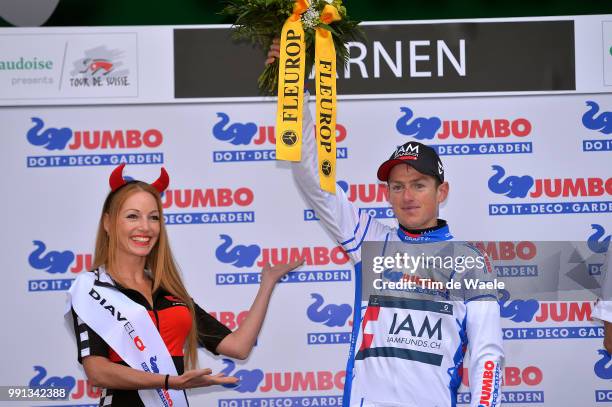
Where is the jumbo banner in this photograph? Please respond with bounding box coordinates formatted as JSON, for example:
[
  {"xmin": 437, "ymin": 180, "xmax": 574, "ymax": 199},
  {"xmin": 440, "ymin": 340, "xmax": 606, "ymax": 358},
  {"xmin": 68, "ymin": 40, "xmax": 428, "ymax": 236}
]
[{"xmin": 1, "ymin": 14, "xmax": 612, "ymax": 407}]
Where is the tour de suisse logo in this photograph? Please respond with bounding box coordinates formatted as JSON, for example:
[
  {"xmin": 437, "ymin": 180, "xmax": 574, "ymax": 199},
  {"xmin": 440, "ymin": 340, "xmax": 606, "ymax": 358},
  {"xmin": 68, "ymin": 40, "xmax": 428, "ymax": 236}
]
[
  {"xmin": 582, "ymin": 100, "xmax": 612, "ymax": 152},
  {"xmin": 68, "ymin": 46, "xmax": 131, "ymax": 89},
  {"xmin": 161, "ymin": 186, "xmax": 255, "ymax": 225},
  {"xmin": 486, "ymin": 165, "xmax": 612, "ymax": 216},
  {"xmin": 214, "ymin": 234, "xmax": 351, "ymax": 285},
  {"xmin": 27, "ymin": 240, "xmax": 92, "ymax": 292},
  {"xmin": 395, "ymin": 107, "xmax": 533, "ymax": 156},
  {"xmin": 25, "ymin": 117, "xmax": 164, "ymax": 168},
  {"xmin": 210, "ymin": 112, "xmax": 348, "ymax": 163},
  {"xmin": 28, "ymin": 365, "xmax": 99, "ymax": 403},
  {"xmin": 306, "ymin": 293, "xmax": 353, "ymax": 345},
  {"xmin": 305, "ymin": 179, "xmax": 393, "ymax": 221}
]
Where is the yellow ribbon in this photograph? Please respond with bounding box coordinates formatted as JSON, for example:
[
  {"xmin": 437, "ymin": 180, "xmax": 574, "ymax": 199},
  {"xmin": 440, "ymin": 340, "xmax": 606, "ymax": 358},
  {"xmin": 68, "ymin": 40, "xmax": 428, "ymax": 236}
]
[
  {"xmin": 276, "ymin": 0, "xmax": 309, "ymax": 162},
  {"xmin": 276, "ymin": 1, "xmax": 342, "ymax": 194},
  {"xmin": 315, "ymin": 5, "xmax": 340, "ymax": 193}
]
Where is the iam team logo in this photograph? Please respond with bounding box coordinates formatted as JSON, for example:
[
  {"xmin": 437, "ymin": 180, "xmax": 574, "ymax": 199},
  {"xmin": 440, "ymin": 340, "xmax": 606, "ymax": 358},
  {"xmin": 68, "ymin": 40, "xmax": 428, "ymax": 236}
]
[
  {"xmin": 395, "ymin": 107, "xmax": 533, "ymax": 157},
  {"xmin": 487, "ymin": 165, "xmax": 612, "ymax": 216},
  {"xmin": 306, "ymin": 293, "xmax": 353, "ymax": 345},
  {"xmin": 27, "ymin": 240, "xmax": 92, "ymax": 292},
  {"xmin": 211, "ymin": 112, "xmax": 348, "ymax": 163},
  {"xmin": 160, "ymin": 186, "xmax": 255, "ymax": 225},
  {"xmin": 69, "ymin": 46, "xmax": 130, "ymax": 89},
  {"xmin": 214, "ymin": 234, "xmax": 351, "ymax": 285},
  {"xmin": 305, "ymin": 180, "xmax": 393, "ymax": 221},
  {"xmin": 29, "ymin": 366, "xmax": 100, "ymax": 402},
  {"xmin": 25, "ymin": 117, "xmax": 164, "ymax": 168},
  {"xmin": 582, "ymin": 100, "xmax": 612, "ymax": 152}
]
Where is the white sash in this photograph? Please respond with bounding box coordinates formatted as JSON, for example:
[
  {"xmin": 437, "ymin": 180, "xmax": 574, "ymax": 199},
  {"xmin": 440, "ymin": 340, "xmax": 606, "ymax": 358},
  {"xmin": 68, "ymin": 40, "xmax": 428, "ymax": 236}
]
[{"xmin": 64, "ymin": 268, "xmax": 188, "ymax": 407}]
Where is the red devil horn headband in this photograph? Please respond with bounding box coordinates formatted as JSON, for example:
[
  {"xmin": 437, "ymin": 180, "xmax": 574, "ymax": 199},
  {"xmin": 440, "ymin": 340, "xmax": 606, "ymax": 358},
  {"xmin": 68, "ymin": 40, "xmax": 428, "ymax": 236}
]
[{"xmin": 108, "ymin": 163, "xmax": 170, "ymax": 193}]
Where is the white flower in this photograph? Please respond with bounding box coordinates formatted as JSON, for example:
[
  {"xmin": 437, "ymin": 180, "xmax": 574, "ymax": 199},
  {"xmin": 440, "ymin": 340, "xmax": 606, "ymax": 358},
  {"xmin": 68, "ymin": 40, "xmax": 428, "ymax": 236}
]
[
  {"xmin": 301, "ymin": 6, "xmax": 319, "ymax": 29},
  {"xmin": 325, "ymin": 0, "xmax": 333, "ymax": 3}
]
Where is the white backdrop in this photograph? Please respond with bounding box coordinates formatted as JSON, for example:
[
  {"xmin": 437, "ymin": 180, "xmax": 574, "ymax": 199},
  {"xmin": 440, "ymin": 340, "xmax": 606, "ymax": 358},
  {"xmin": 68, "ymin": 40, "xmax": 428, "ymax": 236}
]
[{"xmin": 1, "ymin": 16, "xmax": 611, "ymax": 407}]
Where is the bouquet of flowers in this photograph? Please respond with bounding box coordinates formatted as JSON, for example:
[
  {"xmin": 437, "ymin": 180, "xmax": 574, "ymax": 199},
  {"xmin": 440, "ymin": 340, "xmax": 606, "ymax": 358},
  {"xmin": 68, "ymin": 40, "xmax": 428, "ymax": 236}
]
[{"xmin": 222, "ymin": 0, "xmax": 363, "ymax": 95}]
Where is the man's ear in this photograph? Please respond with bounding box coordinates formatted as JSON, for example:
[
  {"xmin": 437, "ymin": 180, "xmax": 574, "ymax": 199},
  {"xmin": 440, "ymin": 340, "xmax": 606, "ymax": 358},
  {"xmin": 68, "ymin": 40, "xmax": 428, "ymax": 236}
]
[{"xmin": 437, "ymin": 182, "xmax": 449, "ymax": 204}]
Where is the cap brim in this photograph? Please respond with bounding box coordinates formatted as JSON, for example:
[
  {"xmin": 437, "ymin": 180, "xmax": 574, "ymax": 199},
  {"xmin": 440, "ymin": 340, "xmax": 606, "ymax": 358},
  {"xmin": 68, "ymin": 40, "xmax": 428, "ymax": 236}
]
[{"xmin": 377, "ymin": 157, "xmax": 437, "ymax": 182}]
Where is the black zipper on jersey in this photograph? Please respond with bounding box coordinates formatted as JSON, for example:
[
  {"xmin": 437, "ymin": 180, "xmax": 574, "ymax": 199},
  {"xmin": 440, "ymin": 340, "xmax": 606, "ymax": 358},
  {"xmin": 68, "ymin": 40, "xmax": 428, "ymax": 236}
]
[
  {"xmin": 123, "ymin": 288, "xmax": 161, "ymax": 330},
  {"xmin": 152, "ymin": 290, "xmax": 160, "ymax": 330},
  {"xmin": 93, "ymin": 270, "xmax": 162, "ymax": 330},
  {"xmin": 153, "ymin": 309, "xmax": 160, "ymax": 330}
]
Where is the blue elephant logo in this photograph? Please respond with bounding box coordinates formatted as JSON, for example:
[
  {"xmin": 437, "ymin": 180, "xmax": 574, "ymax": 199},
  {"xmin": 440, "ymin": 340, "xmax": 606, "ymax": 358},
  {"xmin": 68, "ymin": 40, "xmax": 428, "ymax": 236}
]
[
  {"xmin": 582, "ymin": 101, "xmax": 612, "ymax": 135},
  {"xmin": 488, "ymin": 165, "xmax": 534, "ymax": 198},
  {"xmin": 395, "ymin": 107, "xmax": 441, "ymax": 140},
  {"xmin": 215, "ymin": 235, "xmax": 261, "ymax": 268},
  {"xmin": 220, "ymin": 359, "xmax": 264, "ymax": 393},
  {"xmin": 26, "ymin": 117, "xmax": 73, "ymax": 150},
  {"xmin": 29, "ymin": 366, "xmax": 76, "ymax": 398},
  {"xmin": 594, "ymin": 349, "xmax": 612, "ymax": 380},
  {"xmin": 212, "ymin": 113, "xmax": 258, "ymax": 145},
  {"xmin": 588, "ymin": 224, "xmax": 611, "ymax": 254},
  {"xmin": 498, "ymin": 289, "xmax": 539, "ymax": 323},
  {"xmin": 28, "ymin": 241, "xmax": 75, "ymax": 274},
  {"xmin": 307, "ymin": 293, "xmax": 352, "ymax": 327}
]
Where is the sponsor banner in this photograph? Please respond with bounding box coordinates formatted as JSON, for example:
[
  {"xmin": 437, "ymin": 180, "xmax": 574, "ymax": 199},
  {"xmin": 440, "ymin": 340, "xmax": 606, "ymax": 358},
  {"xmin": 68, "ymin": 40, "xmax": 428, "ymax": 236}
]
[
  {"xmin": 306, "ymin": 293, "xmax": 353, "ymax": 345},
  {"xmin": 1, "ymin": 15, "xmax": 611, "ymax": 106},
  {"xmin": 486, "ymin": 164, "xmax": 612, "ymax": 216},
  {"xmin": 3, "ymin": 18, "xmax": 612, "ymax": 407},
  {"xmin": 0, "ymin": 32, "xmax": 138, "ymax": 100},
  {"xmin": 209, "ymin": 111, "xmax": 349, "ymax": 164},
  {"xmin": 162, "ymin": 185, "xmax": 257, "ymax": 225},
  {"xmin": 502, "ymin": 326, "xmax": 603, "ymax": 340},
  {"xmin": 25, "ymin": 366, "xmax": 99, "ymax": 404},
  {"xmin": 26, "ymin": 240, "xmax": 92, "ymax": 292},
  {"xmin": 581, "ymin": 100, "xmax": 612, "ymax": 152},
  {"xmin": 457, "ymin": 391, "xmax": 545, "ymax": 404},
  {"xmin": 218, "ymin": 395, "xmax": 343, "ymax": 407},
  {"xmin": 213, "ymin": 235, "xmax": 352, "ymax": 286},
  {"xmin": 175, "ymin": 21, "xmax": 575, "ymax": 98},
  {"xmin": 23, "ymin": 115, "xmax": 165, "ymax": 168}
]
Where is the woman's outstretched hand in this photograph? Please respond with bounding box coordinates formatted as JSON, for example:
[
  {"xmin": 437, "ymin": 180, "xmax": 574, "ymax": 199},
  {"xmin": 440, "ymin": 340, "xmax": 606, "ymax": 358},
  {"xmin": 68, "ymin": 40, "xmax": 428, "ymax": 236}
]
[
  {"xmin": 260, "ymin": 259, "xmax": 304, "ymax": 285},
  {"xmin": 169, "ymin": 368, "xmax": 239, "ymax": 389}
]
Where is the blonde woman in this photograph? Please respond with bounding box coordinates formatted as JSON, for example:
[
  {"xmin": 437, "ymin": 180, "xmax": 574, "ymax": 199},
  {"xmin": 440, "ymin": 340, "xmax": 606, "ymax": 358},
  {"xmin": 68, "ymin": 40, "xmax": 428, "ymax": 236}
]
[{"xmin": 66, "ymin": 164, "xmax": 300, "ymax": 406}]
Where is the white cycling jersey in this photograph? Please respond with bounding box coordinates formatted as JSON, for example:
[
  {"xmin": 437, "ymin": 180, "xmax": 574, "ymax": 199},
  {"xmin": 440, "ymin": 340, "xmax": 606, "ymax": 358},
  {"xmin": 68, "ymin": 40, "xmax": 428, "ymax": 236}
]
[
  {"xmin": 291, "ymin": 100, "xmax": 504, "ymax": 407},
  {"xmin": 593, "ymin": 252, "xmax": 612, "ymax": 323}
]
